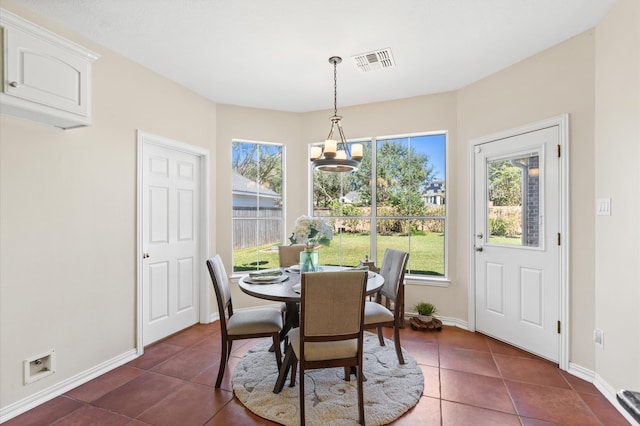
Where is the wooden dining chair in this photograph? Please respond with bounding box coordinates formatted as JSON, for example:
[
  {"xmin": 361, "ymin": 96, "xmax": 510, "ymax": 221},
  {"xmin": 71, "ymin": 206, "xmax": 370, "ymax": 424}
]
[
  {"xmin": 278, "ymin": 244, "xmax": 306, "ymax": 267},
  {"xmin": 363, "ymin": 248, "xmax": 409, "ymax": 364},
  {"xmin": 280, "ymin": 270, "xmax": 368, "ymax": 425},
  {"xmin": 206, "ymin": 255, "xmax": 283, "ymax": 388}
]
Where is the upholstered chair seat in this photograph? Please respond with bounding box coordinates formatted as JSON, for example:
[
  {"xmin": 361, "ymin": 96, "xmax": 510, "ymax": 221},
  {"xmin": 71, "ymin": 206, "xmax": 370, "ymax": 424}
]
[
  {"xmin": 227, "ymin": 310, "xmax": 283, "ymax": 335},
  {"xmin": 363, "ymin": 301, "xmax": 395, "ymax": 324}
]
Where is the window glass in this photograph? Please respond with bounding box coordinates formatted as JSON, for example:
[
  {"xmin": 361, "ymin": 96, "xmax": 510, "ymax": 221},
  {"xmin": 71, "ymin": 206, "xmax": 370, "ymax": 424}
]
[
  {"xmin": 487, "ymin": 153, "xmax": 540, "ymax": 247},
  {"xmin": 312, "ymin": 133, "xmax": 447, "ymax": 277},
  {"xmin": 232, "ymin": 140, "xmax": 283, "ymax": 272}
]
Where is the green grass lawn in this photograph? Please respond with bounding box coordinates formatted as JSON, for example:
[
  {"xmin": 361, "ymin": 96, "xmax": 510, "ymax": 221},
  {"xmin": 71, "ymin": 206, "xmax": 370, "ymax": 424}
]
[
  {"xmin": 233, "ymin": 232, "xmax": 445, "ymax": 276},
  {"xmin": 488, "ymin": 235, "xmax": 522, "ymax": 245}
]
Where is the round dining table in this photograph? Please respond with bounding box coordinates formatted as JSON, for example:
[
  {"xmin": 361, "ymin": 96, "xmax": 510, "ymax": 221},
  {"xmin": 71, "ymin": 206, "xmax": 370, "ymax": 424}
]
[{"xmin": 238, "ymin": 266, "xmax": 384, "ymax": 339}]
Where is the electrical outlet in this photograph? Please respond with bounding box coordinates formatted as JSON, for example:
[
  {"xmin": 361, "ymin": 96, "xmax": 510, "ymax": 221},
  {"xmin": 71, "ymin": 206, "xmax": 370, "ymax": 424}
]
[{"xmin": 594, "ymin": 329, "xmax": 604, "ymax": 348}]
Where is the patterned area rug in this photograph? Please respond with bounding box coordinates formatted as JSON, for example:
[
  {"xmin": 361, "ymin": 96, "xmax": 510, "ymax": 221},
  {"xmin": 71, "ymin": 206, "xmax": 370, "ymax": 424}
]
[{"xmin": 232, "ymin": 332, "xmax": 424, "ymax": 426}]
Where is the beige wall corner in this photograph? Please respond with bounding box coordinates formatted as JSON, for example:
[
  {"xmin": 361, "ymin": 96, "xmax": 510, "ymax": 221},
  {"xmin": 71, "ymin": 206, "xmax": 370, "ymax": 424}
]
[{"xmin": 594, "ymin": 0, "xmax": 640, "ymax": 393}]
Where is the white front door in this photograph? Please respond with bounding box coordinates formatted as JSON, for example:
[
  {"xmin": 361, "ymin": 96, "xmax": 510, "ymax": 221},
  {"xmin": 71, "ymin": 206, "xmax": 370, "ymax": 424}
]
[
  {"xmin": 473, "ymin": 125, "xmax": 561, "ymax": 362},
  {"xmin": 141, "ymin": 139, "xmax": 201, "ymax": 345}
]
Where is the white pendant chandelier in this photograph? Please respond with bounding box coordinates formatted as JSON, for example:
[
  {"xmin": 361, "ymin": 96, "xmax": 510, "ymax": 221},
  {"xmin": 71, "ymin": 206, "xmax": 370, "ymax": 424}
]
[{"xmin": 310, "ymin": 56, "xmax": 362, "ymax": 172}]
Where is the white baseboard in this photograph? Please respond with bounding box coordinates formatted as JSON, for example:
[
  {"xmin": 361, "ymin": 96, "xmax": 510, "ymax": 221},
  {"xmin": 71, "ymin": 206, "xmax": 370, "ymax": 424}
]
[
  {"xmin": 593, "ymin": 373, "xmax": 639, "ymax": 425},
  {"xmin": 568, "ymin": 363, "xmax": 637, "ymax": 425},
  {"xmin": 0, "ymin": 349, "xmax": 138, "ymax": 423},
  {"xmin": 567, "ymin": 361, "xmax": 595, "ymax": 382}
]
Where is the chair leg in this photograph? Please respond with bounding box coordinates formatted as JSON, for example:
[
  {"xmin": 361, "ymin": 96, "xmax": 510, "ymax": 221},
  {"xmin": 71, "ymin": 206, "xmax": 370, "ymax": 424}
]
[
  {"xmin": 357, "ymin": 365, "xmax": 365, "ymax": 425},
  {"xmin": 393, "ymin": 325, "xmax": 405, "ymax": 364},
  {"xmin": 227, "ymin": 340, "xmax": 234, "ymax": 357},
  {"xmin": 215, "ymin": 340, "xmax": 228, "ymax": 388},
  {"xmin": 273, "ymin": 344, "xmax": 294, "ymax": 393},
  {"xmin": 289, "ymin": 356, "xmax": 298, "ymax": 387},
  {"xmin": 272, "ymin": 333, "xmax": 282, "ymax": 369},
  {"xmin": 377, "ymin": 327, "xmax": 386, "ymax": 346},
  {"xmin": 299, "ymin": 365, "xmax": 305, "ymax": 426}
]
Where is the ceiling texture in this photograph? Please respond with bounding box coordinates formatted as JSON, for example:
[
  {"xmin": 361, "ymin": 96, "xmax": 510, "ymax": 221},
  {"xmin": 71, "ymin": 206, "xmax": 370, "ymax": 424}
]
[{"xmin": 12, "ymin": 0, "xmax": 617, "ymax": 112}]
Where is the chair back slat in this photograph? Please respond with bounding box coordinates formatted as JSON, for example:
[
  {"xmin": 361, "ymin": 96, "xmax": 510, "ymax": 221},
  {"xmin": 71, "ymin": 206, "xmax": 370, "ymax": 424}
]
[
  {"xmin": 300, "ymin": 271, "xmax": 367, "ymax": 340},
  {"xmin": 278, "ymin": 244, "xmax": 306, "ymax": 267},
  {"xmin": 378, "ymin": 249, "xmax": 409, "ymax": 303},
  {"xmin": 206, "ymin": 255, "xmax": 232, "ymax": 316}
]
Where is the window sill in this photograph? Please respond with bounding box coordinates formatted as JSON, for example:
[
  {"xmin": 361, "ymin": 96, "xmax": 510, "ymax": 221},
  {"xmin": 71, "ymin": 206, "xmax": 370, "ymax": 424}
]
[{"xmin": 405, "ymin": 276, "xmax": 451, "ymax": 287}]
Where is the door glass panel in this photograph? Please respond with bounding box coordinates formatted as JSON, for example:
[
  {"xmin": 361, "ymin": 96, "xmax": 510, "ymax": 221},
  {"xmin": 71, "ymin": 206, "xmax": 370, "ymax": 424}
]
[{"xmin": 487, "ymin": 153, "xmax": 540, "ymax": 247}]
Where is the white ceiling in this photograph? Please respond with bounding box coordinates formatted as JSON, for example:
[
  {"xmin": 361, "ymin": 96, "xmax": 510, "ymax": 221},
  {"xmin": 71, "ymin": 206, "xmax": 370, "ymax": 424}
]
[{"xmin": 12, "ymin": 0, "xmax": 617, "ymax": 112}]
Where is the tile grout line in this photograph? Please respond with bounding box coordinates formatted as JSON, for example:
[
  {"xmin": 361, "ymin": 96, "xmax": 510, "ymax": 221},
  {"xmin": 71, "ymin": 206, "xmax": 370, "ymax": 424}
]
[{"xmin": 485, "ymin": 335, "xmax": 524, "ymax": 424}]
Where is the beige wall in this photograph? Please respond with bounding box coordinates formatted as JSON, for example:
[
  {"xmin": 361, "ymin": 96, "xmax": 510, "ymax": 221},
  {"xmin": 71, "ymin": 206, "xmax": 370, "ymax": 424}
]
[
  {"xmin": 0, "ymin": 0, "xmax": 217, "ymax": 409},
  {"xmin": 1, "ymin": 0, "xmax": 638, "ymax": 416},
  {"xmin": 594, "ymin": 0, "xmax": 640, "ymax": 392}
]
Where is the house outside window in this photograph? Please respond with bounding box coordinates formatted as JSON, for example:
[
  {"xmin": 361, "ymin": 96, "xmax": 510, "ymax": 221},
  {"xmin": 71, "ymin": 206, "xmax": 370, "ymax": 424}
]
[
  {"xmin": 232, "ymin": 140, "xmax": 283, "ymax": 272},
  {"xmin": 311, "ymin": 132, "xmax": 447, "ymax": 280}
]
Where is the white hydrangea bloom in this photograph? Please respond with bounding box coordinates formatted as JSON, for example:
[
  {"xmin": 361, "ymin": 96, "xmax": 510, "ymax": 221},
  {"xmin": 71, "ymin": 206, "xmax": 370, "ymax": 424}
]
[{"xmin": 289, "ymin": 215, "xmax": 333, "ymax": 249}]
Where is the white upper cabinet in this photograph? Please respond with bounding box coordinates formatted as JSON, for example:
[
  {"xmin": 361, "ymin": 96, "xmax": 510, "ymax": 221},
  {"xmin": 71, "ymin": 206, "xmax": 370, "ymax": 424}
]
[{"xmin": 0, "ymin": 9, "xmax": 100, "ymax": 129}]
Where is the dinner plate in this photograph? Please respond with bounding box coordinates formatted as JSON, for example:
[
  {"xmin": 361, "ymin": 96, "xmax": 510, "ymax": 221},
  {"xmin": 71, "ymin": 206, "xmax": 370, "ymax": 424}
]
[
  {"xmin": 245, "ymin": 275, "xmax": 289, "ymax": 285},
  {"xmin": 250, "ymin": 275, "xmax": 280, "ymax": 282}
]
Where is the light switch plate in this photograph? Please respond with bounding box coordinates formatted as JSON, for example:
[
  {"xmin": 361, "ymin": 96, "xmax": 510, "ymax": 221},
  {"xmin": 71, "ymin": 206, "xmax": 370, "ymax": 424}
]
[{"xmin": 596, "ymin": 198, "xmax": 611, "ymax": 216}]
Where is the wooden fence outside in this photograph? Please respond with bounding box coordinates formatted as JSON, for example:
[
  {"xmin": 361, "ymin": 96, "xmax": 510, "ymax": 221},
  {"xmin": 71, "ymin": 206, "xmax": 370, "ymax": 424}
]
[{"xmin": 233, "ymin": 207, "xmax": 283, "ymax": 250}]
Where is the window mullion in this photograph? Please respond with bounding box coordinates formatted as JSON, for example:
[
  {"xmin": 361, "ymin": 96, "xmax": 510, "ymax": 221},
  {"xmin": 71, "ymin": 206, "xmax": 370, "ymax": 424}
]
[{"xmin": 370, "ymin": 137, "xmax": 377, "ymax": 263}]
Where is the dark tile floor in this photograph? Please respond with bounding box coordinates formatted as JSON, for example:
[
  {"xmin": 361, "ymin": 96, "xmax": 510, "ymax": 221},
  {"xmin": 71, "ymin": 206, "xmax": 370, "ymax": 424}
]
[{"xmin": 5, "ymin": 323, "xmax": 630, "ymax": 425}]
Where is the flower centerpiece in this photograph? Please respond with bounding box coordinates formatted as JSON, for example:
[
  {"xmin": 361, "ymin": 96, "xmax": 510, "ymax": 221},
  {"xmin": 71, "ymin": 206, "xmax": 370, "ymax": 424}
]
[{"xmin": 289, "ymin": 215, "xmax": 333, "ymax": 272}]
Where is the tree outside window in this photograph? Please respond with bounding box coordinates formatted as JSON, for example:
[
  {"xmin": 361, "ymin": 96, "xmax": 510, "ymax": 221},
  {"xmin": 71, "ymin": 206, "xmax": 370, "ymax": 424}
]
[{"xmin": 312, "ymin": 133, "xmax": 447, "ymax": 277}]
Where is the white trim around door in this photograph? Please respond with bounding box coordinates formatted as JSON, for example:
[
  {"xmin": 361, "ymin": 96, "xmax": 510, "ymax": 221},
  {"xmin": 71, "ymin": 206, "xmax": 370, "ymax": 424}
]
[
  {"xmin": 467, "ymin": 114, "xmax": 569, "ymax": 370},
  {"xmin": 136, "ymin": 131, "xmax": 211, "ymax": 354}
]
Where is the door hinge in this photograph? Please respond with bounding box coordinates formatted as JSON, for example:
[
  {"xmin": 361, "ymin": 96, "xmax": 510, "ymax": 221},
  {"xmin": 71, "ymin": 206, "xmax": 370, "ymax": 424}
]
[
  {"xmin": 557, "ymin": 144, "xmax": 561, "ymax": 157},
  {"xmin": 557, "ymin": 233, "xmax": 561, "ymax": 245},
  {"xmin": 557, "ymin": 320, "xmax": 561, "ymax": 334}
]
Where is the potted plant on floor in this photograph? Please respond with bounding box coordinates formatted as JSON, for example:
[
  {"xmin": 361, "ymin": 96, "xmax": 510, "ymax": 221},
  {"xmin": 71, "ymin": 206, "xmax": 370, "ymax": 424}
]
[{"xmin": 415, "ymin": 302, "xmax": 437, "ymax": 322}]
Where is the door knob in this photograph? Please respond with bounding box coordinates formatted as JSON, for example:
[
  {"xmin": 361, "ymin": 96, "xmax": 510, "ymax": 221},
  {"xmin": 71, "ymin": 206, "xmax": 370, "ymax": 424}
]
[
  {"xmin": 474, "ymin": 246, "xmax": 483, "ymax": 252},
  {"xmin": 143, "ymin": 252, "xmax": 150, "ymax": 259},
  {"xmin": 476, "ymin": 233, "xmax": 483, "ymax": 239}
]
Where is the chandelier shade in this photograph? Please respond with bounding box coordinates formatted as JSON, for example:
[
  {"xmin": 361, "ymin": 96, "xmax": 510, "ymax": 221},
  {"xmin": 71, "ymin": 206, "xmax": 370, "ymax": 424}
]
[{"xmin": 310, "ymin": 56, "xmax": 362, "ymax": 172}]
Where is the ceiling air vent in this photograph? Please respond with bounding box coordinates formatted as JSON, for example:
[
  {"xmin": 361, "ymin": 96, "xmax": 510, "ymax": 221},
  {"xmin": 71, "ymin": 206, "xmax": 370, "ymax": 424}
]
[{"xmin": 352, "ymin": 48, "xmax": 395, "ymax": 72}]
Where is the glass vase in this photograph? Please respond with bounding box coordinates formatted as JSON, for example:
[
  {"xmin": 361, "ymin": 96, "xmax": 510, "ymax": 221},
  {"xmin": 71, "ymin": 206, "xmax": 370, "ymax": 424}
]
[{"xmin": 300, "ymin": 250, "xmax": 319, "ymax": 273}]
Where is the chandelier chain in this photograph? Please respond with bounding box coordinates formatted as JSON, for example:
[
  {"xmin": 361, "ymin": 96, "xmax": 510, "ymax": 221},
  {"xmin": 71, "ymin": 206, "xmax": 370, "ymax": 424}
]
[{"xmin": 333, "ymin": 60, "xmax": 338, "ymax": 116}]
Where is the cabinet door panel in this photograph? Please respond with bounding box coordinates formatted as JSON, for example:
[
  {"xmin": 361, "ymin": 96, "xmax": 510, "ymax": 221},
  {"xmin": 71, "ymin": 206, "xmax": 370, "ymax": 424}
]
[{"xmin": 5, "ymin": 26, "xmax": 88, "ymax": 116}]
